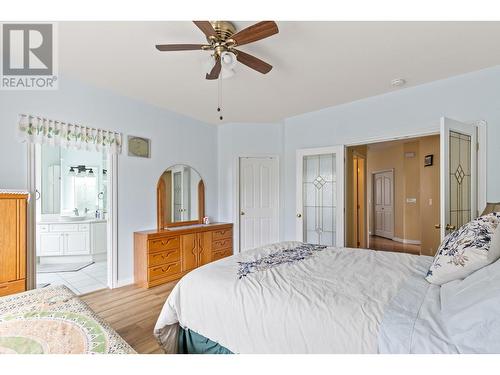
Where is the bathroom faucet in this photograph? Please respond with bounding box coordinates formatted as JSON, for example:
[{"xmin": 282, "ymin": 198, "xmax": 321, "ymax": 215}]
[{"xmin": 73, "ymin": 208, "xmax": 79, "ymax": 216}]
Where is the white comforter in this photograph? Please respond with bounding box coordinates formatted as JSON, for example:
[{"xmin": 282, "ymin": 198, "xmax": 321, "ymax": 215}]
[{"xmin": 154, "ymin": 241, "xmax": 432, "ymax": 354}]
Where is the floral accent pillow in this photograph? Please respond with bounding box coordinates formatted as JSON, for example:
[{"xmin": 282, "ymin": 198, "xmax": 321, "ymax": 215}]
[{"xmin": 426, "ymin": 212, "xmax": 500, "ymax": 285}]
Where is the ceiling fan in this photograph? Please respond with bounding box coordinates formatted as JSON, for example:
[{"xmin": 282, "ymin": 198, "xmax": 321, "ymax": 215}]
[{"xmin": 155, "ymin": 21, "xmax": 279, "ymax": 80}]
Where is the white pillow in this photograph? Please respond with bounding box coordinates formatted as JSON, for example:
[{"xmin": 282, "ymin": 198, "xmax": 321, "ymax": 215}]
[
  {"xmin": 425, "ymin": 212, "xmax": 500, "ymax": 285},
  {"xmin": 440, "ymin": 258, "xmax": 500, "ymax": 353}
]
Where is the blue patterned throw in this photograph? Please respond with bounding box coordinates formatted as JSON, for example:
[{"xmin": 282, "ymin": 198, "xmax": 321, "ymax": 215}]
[{"xmin": 237, "ymin": 243, "xmax": 327, "ymax": 278}]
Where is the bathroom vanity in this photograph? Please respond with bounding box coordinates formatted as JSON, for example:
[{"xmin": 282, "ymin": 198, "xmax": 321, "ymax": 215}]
[{"xmin": 37, "ymin": 219, "xmax": 107, "ymax": 262}]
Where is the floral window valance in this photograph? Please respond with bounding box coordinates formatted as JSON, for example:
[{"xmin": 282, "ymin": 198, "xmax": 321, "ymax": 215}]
[{"xmin": 18, "ymin": 114, "xmax": 122, "ymax": 154}]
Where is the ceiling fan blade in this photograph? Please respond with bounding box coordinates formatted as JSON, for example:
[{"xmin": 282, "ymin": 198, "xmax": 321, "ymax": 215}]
[
  {"xmin": 155, "ymin": 44, "xmax": 207, "ymax": 51},
  {"xmin": 230, "ymin": 21, "xmax": 278, "ymax": 46},
  {"xmin": 206, "ymin": 59, "xmax": 222, "ymax": 80},
  {"xmin": 235, "ymin": 49, "xmax": 273, "ymax": 74},
  {"xmin": 193, "ymin": 21, "xmax": 218, "ymax": 39}
]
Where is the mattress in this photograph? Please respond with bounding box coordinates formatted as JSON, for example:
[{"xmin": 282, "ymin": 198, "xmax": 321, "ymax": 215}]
[{"xmin": 154, "ymin": 241, "xmax": 432, "ymax": 353}]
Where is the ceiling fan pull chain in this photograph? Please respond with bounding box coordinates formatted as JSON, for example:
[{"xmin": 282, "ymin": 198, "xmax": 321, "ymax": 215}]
[{"xmin": 218, "ymin": 75, "xmax": 223, "ymax": 121}]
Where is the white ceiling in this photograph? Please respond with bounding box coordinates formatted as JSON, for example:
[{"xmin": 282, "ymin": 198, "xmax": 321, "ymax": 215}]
[{"xmin": 59, "ymin": 21, "xmax": 500, "ymax": 124}]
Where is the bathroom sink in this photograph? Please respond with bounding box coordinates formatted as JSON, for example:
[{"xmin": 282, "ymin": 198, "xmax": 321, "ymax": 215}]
[{"xmin": 60, "ymin": 215, "xmax": 87, "ymax": 222}]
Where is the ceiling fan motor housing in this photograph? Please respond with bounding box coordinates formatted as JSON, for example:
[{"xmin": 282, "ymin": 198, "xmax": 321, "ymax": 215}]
[{"xmin": 209, "ymin": 21, "xmax": 237, "ymax": 43}]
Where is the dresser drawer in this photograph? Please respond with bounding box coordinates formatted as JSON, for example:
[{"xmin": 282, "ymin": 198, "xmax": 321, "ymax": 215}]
[
  {"xmin": 148, "ymin": 248, "xmax": 180, "ymax": 267},
  {"xmin": 148, "ymin": 236, "xmax": 180, "ymax": 253},
  {"xmin": 212, "ymin": 248, "xmax": 232, "ymax": 261},
  {"xmin": 0, "ymin": 279, "xmax": 25, "ymax": 297},
  {"xmin": 148, "ymin": 261, "xmax": 181, "ymax": 281},
  {"xmin": 213, "ymin": 238, "xmax": 232, "ymax": 251},
  {"xmin": 212, "ymin": 228, "xmax": 232, "ymax": 241}
]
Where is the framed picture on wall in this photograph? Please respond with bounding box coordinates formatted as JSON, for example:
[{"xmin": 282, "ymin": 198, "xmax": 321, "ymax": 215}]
[
  {"xmin": 127, "ymin": 136, "xmax": 150, "ymax": 158},
  {"xmin": 424, "ymin": 154, "xmax": 433, "ymax": 167}
]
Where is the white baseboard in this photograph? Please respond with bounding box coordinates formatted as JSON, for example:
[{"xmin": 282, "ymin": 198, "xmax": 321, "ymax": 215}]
[
  {"xmin": 115, "ymin": 277, "xmax": 134, "ymax": 288},
  {"xmin": 392, "ymin": 237, "xmax": 421, "ymax": 245}
]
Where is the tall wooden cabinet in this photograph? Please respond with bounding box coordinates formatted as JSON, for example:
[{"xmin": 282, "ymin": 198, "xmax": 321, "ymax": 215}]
[
  {"xmin": 134, "ymin": 223, "xmax": 232, "ymax": 288},
  {"xmin": 0, "ymin": 192, "xmax": 28, "ymax": 297}
]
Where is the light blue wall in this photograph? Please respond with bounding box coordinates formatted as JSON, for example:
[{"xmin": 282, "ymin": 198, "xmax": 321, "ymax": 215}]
[
  {"xmin": 282, "ymin": 66, "xmax": 500, "ymax": 240},
  {"xmin": 217, "ymin": 66, "xmax": 500, "ymax": 244},
  {"xmin": 0, "ymin": 77, "xmax": 218, "ymax": 284}
]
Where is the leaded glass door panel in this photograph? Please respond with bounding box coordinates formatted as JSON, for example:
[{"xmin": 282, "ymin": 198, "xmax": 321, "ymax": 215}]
[
  {"xmin": 296, "ymin": 146, "xmax": 344, "ymax": 247},
  {"xmin": 440, "ymin": 117, "xmax": 477, "ymax": 239}
]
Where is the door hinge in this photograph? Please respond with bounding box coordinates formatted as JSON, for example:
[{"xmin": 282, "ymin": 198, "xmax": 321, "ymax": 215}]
[{"xmin": 477, "ymin": 142, "xmax": 479, "ymax": 152}]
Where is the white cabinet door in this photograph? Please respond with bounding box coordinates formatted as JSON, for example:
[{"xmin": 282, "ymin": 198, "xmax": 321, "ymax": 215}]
[
  {"xmin": 39, "ymin": 233, "xmax": 63, "ymax": 256},
  {"xmin": 91, "ymin": 222, "xmax": 107, "ymax": 254},
  {"xmin": 65, "ymin": 232, "xmax": 90, "ymax": 255}
]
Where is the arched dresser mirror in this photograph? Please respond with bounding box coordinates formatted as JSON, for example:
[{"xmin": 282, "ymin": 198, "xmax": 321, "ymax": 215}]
[
  {"xmin": 134, "ymin": 164, "xmax": 232, "ymax": 289},
  {"xmin": 156, "ymin": 164, "xmax": 205, "ymax": 229}
]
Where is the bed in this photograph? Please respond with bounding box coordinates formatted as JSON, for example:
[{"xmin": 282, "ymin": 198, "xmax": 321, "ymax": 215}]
[
  {"xmin": 0, "ymin": 285, "xmax": 135, "ymax": 354},
  {"xmin": 154, "ymin": 241, "xmax": 447, "ymax": 354}
]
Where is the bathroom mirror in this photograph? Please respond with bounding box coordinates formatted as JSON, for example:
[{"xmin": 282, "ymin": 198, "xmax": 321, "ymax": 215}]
[
  {"xmin": 40, "ymin": 144, "xmax": 108, "ymax": 217},
  {"xmin": 157, "ymin": 164, "xmax": 205, "ymax": 228}
]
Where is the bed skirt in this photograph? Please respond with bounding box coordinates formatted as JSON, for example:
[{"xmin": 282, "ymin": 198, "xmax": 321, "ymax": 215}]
[{"xmin": 178, "ymin": 327, "xmax": 232, "ymax": 354}]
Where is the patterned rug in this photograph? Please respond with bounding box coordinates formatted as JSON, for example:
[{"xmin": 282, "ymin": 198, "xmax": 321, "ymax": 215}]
[{"xmin": 0, "ymin": 285, "xmax": 135, "ymax": 354}]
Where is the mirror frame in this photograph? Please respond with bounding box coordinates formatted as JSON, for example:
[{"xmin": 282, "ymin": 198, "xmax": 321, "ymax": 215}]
[{"xmin": 156, "ymin": 166, "xmax": 205, "ymax": 229}]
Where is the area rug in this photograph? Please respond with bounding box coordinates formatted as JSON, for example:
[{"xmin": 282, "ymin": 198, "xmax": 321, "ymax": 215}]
[
  {"xmin": 0, "ymin": 285, "xmax": 135, "ymax": 354},
  {"xmin": 37, "ymin": 261, "xmax": 94, "ymax": 273}
]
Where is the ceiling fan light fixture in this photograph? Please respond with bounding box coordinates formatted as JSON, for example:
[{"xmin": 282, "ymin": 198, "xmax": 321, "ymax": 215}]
[
  {"xmin": 221, "ymin": 51, "xmax": 237, "ymax": 70},
  {"xmin": 221, "ymin": 67, "xmax": 235, "ymax": 79},
  {"xmin": 203, "ymin": 54, "xmax": 216, "ymax": 74}
]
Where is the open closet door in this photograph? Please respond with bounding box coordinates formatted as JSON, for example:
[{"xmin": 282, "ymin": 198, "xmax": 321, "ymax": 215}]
[
  {"xmin": 440, "ymin": 117, "xmax": 477, "ymax": 240},
  {"xmin": 296, "ymin": 146, "xmax": 345, "ymax": 247}
]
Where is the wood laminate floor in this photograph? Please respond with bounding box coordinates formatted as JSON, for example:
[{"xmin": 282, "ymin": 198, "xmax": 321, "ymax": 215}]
[
  {"xmin": 81, "ymin": 281, "xmax": 177, "ymax": 354},
  {"xmin": 368, "ymin": 235, "xmax": 421, "ymax": 255}
]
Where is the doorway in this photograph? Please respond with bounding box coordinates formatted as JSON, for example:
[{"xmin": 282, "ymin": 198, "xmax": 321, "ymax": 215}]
[
  {"xmin": 238, "ymin": 156, "xmax": 279, "ymax": 252},
  {"xmin": 346, "ymin": 134, "xmax": 441, "ymax": 255},
  {"xmin": 29, "ymin": 144, "xmax": 117, "ymax": 294}
]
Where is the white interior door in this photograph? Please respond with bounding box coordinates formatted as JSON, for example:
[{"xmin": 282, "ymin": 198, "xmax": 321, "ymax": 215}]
[
  {"xmin": 440, "ymin": 117, "xmax": 477, "ymax": 239},
  {"xmin": 239, "ymin": 157, "xmax": 279, "ymax": 251},
  {"xmin": 296, "ymin": 146, "xmax": 345, "ymax": 247},
  {"xmin": 373, "ymin": 170, "xmax": 394, "ymax": 239}
]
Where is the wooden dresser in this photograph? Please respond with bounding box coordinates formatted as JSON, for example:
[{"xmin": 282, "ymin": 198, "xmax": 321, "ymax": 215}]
[
  {"xmin": 134, "ymin": 223, "xmax": 233, "ymax": 288},
  {"xmin": 0, "ymin": 191, "xmax": 28, "ymax": 297}
]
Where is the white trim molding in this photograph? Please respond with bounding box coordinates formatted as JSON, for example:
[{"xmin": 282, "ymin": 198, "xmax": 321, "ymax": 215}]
[{"xmin": 474, "ymin": 120, "xmax": 488, "ymax": 215}]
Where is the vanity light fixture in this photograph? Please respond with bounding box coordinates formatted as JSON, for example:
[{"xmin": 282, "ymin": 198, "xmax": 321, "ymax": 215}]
[{"xmin": 68, "ymin": 165, "xmax": 96, "ymax": 178}]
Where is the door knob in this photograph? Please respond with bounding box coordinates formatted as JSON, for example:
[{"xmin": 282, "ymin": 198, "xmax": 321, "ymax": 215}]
[
  {"xmin": 434, "ymin": 224, "xmax": 441, "ymax": 229},
  {"xmin": 445, "ymin": 224, "xmax": 457, "ymax": 231},
  {"xmin": 296, "ymin": 213, "xmax": 302, "ymax": 218},
  {"xmin": 240, "ymin": 211, "xmax": 245, "ymax": 216}
]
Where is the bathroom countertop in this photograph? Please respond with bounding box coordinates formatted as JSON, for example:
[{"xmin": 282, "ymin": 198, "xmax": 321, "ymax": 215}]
[{"xmin": 38, "ymin": 218, "xmax": 107, "ymax": 224}]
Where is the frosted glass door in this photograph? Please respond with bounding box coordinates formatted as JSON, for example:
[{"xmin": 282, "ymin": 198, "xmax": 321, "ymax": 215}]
[{"xmin": 296, "ymin": 146, "xmax": 344, "ymax": 247}]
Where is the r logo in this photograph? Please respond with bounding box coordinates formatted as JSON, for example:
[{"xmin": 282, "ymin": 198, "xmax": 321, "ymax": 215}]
[{"xmin": 2, "ymin": 24, "xmax": 53, "ymax": 76}]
